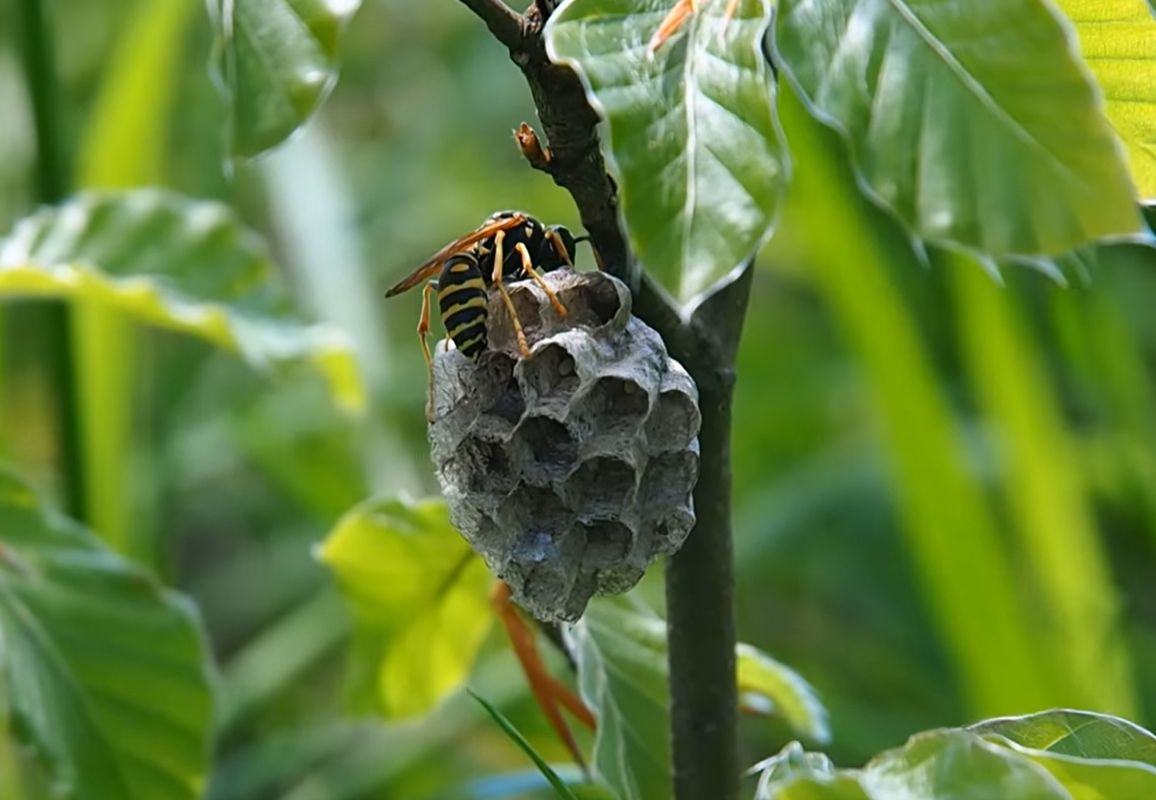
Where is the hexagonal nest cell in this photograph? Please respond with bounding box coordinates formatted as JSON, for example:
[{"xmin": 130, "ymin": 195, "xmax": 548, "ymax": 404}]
[{"xmin": 428, "ymin": 268, "xmax": 700, "ymax": 622}]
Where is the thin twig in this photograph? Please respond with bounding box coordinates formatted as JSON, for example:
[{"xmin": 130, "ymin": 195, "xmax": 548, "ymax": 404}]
[{"xmin": 514, "ymin": 122, "xmax": 552, "ymax": 172}]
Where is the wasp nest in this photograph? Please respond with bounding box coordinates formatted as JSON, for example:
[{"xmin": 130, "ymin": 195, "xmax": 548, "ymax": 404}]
[{"xmin": 429, "ymin": 269, "xmax": 700, "ymax": 621}]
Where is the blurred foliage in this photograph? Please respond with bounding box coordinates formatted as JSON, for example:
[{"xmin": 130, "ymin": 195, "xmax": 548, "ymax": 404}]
[
  {"xmin": 756, "ymin": 709, "xmax": 1156, "ymax": 799},
  {"xmin": 0, "ymin": 467, "xmax": 214, "ymax": 800},
  {"xmin": 1, "ymin": 0, "xmax": 1156, "ymax": 797},
  {"xmin": 319, "ymin": 497, "xmax": 493, "ymax": 719}
]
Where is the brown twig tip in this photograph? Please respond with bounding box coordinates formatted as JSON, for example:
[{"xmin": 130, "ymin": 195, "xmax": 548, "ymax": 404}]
[{"xmin": 514, "ymin": 122, "xmax": 552, "ymax": 171}]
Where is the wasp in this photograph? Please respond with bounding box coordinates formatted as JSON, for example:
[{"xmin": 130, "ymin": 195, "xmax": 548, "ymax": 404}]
[{"xmin": 385, "ymin": 211, "xmax": 583, "ymax": 417}]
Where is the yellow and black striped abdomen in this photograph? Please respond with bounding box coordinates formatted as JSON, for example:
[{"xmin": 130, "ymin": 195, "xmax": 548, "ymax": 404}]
[{"xmin": 438, "ymin": 253, "xmax": 488, "ymax": 359}]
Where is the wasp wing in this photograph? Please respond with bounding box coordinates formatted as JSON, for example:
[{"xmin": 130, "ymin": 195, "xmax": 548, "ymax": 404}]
[{"xmin": 384, "ymin": 213, "xmax": 527, "ymax": 297}]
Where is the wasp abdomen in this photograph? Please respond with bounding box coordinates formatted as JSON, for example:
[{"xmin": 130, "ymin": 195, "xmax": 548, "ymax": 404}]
[{"xmin": 438, "ymin": 254, "xmax": 488, "ymax": 359}]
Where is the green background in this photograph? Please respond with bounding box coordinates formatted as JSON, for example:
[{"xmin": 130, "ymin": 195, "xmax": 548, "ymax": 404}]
[{"xmin": 2, "ymin": 0, "xmax": 1155, "ymax": 797}]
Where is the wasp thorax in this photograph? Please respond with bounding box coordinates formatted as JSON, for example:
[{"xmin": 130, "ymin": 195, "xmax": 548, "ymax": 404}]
[{"xmin": 428, "ymin": 269, "xmax": 700, "ymax": 622}]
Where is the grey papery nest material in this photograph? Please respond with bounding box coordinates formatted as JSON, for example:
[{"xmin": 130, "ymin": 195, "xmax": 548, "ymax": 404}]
[{"xmin": 428, "ymin": 268, "xmax": 701, "ymax": 621}]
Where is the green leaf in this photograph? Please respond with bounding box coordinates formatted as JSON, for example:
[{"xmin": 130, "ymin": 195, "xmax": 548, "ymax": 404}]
[
  {"xmin": 209, "ymin": 0, "xmax": 362, "ymax": 156},
  {"xmin": 972, "ymin": 710, "xmax": 1156, "ymax": 766},
  {"xmin": 570, "ymin": 597, "xmax": 828, "ymax": 798},
  {"xmin": 752, "ymin": 742, "xmax": 840, "ymax": 800},
  {"xmin": 766, "ymin": 777, "xmax": 871, "ymax": 800},
  {"xmin": 1010, "ymin": 754, "xmax": 1156, "ymax": 800},
  {"xmin": 568, "ymin": 596, "xmax": 672, "ymax": 800},
  {"xmin": 974, "ymin": 712, "xmax": 1156, "ymax": 799},
  {"xmin": 0, "ymin": 190, "xmax": 364, "ymax": 413},
  {"xmin": 317, "ymin": 497, "xmax": 493, "ymax": 718},
  {"xmin": 737, "ymin": 643, "xmax": 830, "ymax": 744},
  {"xmin": 547, "ymin": 0, "xmax": 787, "ymax": 307},
  {"xmin": 0, "ymin": 468, "xmax": 214, "ymax": 800},
  {"xmin": 774, "ymin": 0, "xmax": 1143, "ymax": 256},
  {"xmin": 757, "ymin": 714, "xmax": 1156, "ymax": 799},
  {"xmin": 468, "ymin": 690, "xmax": 582, "ymax": 800},
  {"xmin": 761, "ymin": 730, "xmax": 1070, "ymax": 799},
  {"xmin": 1056, "ymin": 0, "xmax": 1156, "ymax": 200},
  {"xmin": 858, "ymin": 730, "xmax": 1069, "ymax": 799}
]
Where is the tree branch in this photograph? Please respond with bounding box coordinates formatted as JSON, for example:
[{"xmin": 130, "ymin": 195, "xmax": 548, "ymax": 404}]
[
  {"xmin": 663, "ymin": 263, "xmax": 752, "ymax": 800},
  {"xmin": 505, "ymin": 6, "xmax": 631, "ymax": 284},
  {"xmin": 470, "ymin": 5, "xmax": 750, "ymax": 799},
  {"xmin": 456, "ymin": 0, "xmax": 525, "ymax": 50}
]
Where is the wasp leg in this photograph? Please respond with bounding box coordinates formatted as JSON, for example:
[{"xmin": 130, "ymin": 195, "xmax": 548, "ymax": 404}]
[
  {"xmin": 491, "ymin": 582, "xmax": 595, "ymax": 774},
  {"xmin": 418, "ymin": 281, "xmax": 438, "ymax": 421},
  {"xmin": 647, "ymin": 0, "xmax": 697, "ymax": 54},
  {"xmin": 515, "ymin": 242, "xmax": 569, "ymax": 318},
  {"xmin": 545, "ymin": 229, "xmax": 575, "ymax": 269},
  {"xmin": 492, "ymin": 231, "xmax": 532, "ymax": 358}
]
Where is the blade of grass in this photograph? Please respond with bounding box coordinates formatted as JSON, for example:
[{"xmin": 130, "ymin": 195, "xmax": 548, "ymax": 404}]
[
  {"xmin": 777, "ymin": 85, "xmax": 1054, "ymax": 716},
  {"xmin": 259, "ymin": 123, "xmax": 422, "ymax": 496},
  {"xmin": 467, "ymin": 689, "xmax": 582, "ymax": 800},
  {"xmin": 74, "ymin": 0, "xmax": 196, "ymax": 559},
  {"xmin": 15, "ymin": 0, "xmax": 82, "ymax": 517},
  {"xmin": 952, "ymin": 257, "xmax": 1136, "ymax": 715},
  {"xmin": 1051, "ymin": 277, "xmax": 1156, "ymax": 546},
  {"xmin": 219, "ymin": 590, "xmax": 348, "ymax": 733}
]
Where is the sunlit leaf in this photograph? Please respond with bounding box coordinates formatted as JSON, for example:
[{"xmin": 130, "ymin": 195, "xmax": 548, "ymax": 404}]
[
  {"xmin": 774, "ymin": 0, "xmax": 1142, "ymax": 256},
  {"xmin": 972, "ymin": 710, "xmax": 1156, "ymax": 766},
  {"xmin": 858, "ymin": 730, "xmax": 1069, "ymax": 799},
  {"xmin": 756, "ymin": 714, "xmax": 1156, "ymax": 799},
  {"xmin": 209, "ymin": 0, "xmax": 362, "ymax": 156},
  {"xmin": 760, "ymin": 730, "xmax": 1071, "ymax": 799},
  {"xmin": 0, "ymin": 190, "xmax": 363, "ymax": 413},
  {"xmin": 1008, "ymin": 753, "xmax": 1156, "ymax": 800},
  {"xmin": 0, "ymin": 467, "xmax": 214, "ymax": 800},
  {"xmin": 317, "ymin": 497, "xmax": 493, "ymax": 718},
  {"xmin": 975, "ymin": 711, "xmax": 1156, "ymax": 798},
  {"xmin": 765, "ymin": 777, "xmax": 870, "ymax": 800},
  {"xmin": 1057, "ymin": 0, "xmax": 1156, "ymax": 199},
  {"xmin": 738, "ymin": 643, "xmax": 830, "ymax": 744},
  {"xmin": 468, "ymin": 690, "xmax": 581, "ymax": 800},
  {"xmin": 547, "ymin": 0, "xmax": 786, "ymax": 307},
  {"xmin": 752, "ymin": 742, "xmax": 838, "ymax": 799},
  {"xmin": 567, "ymin": 596, "xmax": 671, "ymax": 800}
]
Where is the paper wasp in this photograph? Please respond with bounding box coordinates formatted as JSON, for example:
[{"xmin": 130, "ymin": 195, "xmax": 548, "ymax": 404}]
[{"xmin": 385, "ymin": 211, "xmax": 583, "ymax": 417}]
